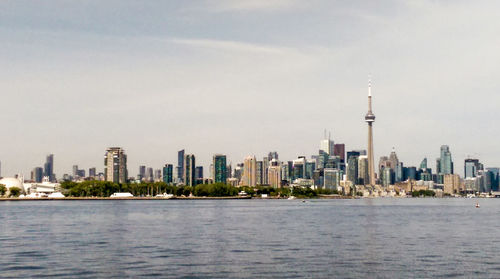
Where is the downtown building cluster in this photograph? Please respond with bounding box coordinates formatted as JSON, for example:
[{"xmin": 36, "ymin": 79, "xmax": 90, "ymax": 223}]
[{"xmin": 2, "ymin": 82, "xmax": 500, "ymax": 197}]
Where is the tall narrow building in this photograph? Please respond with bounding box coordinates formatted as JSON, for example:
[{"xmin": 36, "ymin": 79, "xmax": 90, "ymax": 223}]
[
  {"xmin": 365, "ymin": 79, "xmax": 376, "ymax": 186},
  {"xmin": 183, "ymin": 154, "xmax": 196, "ymax": 186},
  {"xmin": 241, "ymin": 155, "xmax": 257, "ymax": 186},
  {"xmin": 213, "ymin": 154, "xmax": 227, "ymax": 184},
  {"xmin": 104, "ymin": 147, "xmax": 128, "ymax": 184}
]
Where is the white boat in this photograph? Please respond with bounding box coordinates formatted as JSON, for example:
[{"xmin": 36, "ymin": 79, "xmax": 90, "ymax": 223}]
[
  {"xmin": 48, "ymin": 192, "xmax": 65, "ymax": 198},
  {"xmin": 287, "ymin": 196, "xmax": 296, "ymax": 200},
  {"xmin": 155, "ymin": 193, "xmax": 174, "ymax": 199},
  {"xmin": 110, "ymin": 192, "xmax": 134, "ymax": 198}
]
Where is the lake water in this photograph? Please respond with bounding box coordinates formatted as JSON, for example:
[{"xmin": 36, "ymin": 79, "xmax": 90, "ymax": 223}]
[{"xmin": 1, "ymin": 198, "xmax": 499, "ymax": 278}]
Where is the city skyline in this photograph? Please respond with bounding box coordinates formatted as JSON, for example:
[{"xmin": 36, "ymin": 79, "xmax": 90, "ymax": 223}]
[{"xmin": 1, "ymin": 1, "xmax": 500, "ymax": 176}]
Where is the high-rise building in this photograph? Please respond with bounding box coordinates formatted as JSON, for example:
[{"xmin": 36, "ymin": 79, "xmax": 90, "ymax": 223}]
[
  {"xmin": 213, "ymin": 154, "xmax": 227, "ymax": 184},
  {"xmin": 320, "ymin": 132, "xmax": 335, "ymax": 155},
  {"xmin": 444, "ymin": 174, "xmax": 461, "ymax": 194},
  {"xmin": 183, "ymin": 154, "xmax": 196, "ymax": 186},
  {"xmin": 195, "ymin": 166, "xmax": 203, "ymax": 185},
  {"xmin": 31, "ymin": 167, "xmax": 44, "ymax": 183},
  {"xmin": 44, "ymin": 154, "xmax": 55, "ymax": 182},
  {"xmin": 268, "ymin": 152, "xmax": 279, "ymax": 161},
  {"xmin": 486, "ymin": 168, "xmax": 500, "ymax": 191},
  {"xmin": 420, "ymin": 158, "xmax": 428, "ymax": 170},
  {"xmin": 177, "ymin": 149, "xmax": 185, "ymax": 183},
  {"xmin": 162, "ymin": 164, "xmax": 174, "ymax": 184},
  {"xmin": 439, "ymin": 145, "xmax": 454, "ymax": 175},
  {"xmin": 334, "ymin": 144, "xmax": 345, "ymax": 162},
  {"xmin": 305, "ymin": 160, "xmax": 315, "ymax": 179},
  {"xmin": 72, "ymin": 165, "xmax": 79, "ymax": 178},
  {"xmin": 138, "ymin": 165, "xmax": 146, "ymax": 181},
  {"xmin": 241, "ymin": 156, "xmax": 257, "ymax": 186},
  {"xmin": 154, "ymin": 169, "xmax": 162, "ymax": 182},
  {"xmin": 464, "ymin": 159, "xmax": 481, "ymax": 178},
  {"xmin": 268, "ymin": 159, "xmax": 281, "ymax": 188},
  {"xmin": 346, "ymin": 155, "xmax": 359, "ymax": 184},
  {"xmin": 263, "ymin": 157, "xmax": 270, "ymax": 185},
  {"xmin": 358, "ymin": 155, "xmax": 369, "ymax": 185},
  {"xmin": 365, "ymin": 80, "xmax": 376, "ymax": 186},
  {"xmin": 324, "ymin": 168, "xmax": 342, "ymax": 189},
  {"xmin": 104, "ymin": 147, "xmax": 128, "ymax": 184},
  {"xmin": 146, "ymin": 167, "xmax": 154, "ymax": 182},
  {"xmin": 256, "ymin": 161, "xmax": 263, "ymax": 185},
  {"xmin": 292, "ymin": 157, "xmax": 306, "ymax": 180},
  {"xmin": 89, "ymin": 167, "xmax": 96, "ymax": 178}
]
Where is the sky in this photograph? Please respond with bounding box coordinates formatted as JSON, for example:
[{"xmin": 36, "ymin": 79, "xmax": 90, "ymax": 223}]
[{"xmin": 1, "ymin": 0, "xmax": 499, "ymax": 178}]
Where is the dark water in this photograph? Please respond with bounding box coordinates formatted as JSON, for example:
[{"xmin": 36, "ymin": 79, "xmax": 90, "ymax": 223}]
[{"xmin": 1, "ymin": 198, "xmax": 499, "ymax": 278}]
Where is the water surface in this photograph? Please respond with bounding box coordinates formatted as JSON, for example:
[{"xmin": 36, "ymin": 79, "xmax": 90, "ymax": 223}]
[{"xmin": 0, "ymin": 198, "xmax": 498, "ymax": 278}]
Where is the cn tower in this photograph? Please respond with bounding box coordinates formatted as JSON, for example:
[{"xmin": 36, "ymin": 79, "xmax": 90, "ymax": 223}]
[{"xmin": 365, "ymin": 79, "xmax": 376, "ymax": 186}]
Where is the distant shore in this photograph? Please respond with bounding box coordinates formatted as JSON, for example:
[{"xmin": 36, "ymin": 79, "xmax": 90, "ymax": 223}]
[{"xmin": 0, "ymin": 195, "xmax": 356, "ymax": 201}]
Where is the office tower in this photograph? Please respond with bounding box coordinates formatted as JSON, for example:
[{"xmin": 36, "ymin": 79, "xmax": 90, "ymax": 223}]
[
  {"xmin": 439, "ymin": 145, "xmax": 453, "ymax": 175},
  {"xmin": 241, "ymin": 156, "xmax": 257, "ymax": 186},
  {"xmin": 72, "ymin": 165, "xmax": 79, "ymax": 178},
  {"xmin": 195, "ymin": 166, "xmax": 203, "ymax": 184},
  {"xmin": 486, "ymin": 168, "xmax": 499, "ymax": 191},
  {"xmin": 89, "ymin": 168, "xmax": 96, "ymax": 178},
  {"xmin": 256, "ymin": 161, "xmax": 263, "ymax": 185},
  {"xmin": 313, "ymin": 169, "xmax": 323, "ymax": 187},
  {"xmin": 104, "ymin": 147, "xmax": 128, "ymax": 184},
  {"xmin": 324, "ymin": 169, "xmax": 342, "ymax": 189},
  {"xmin": 358, "ymin": 155, "xmax": 369, "ymax": 185},
  {"xmin": 154, "ymin": 169, "xmax": 162, "ymax": 182},
  {"xmin": 404, "ymin": 167, "xmax": 417, "ymax": 181},
  {"xmin": 138, "ymin": 165, "xmax": 146, "ymax": 181},
  {"xmin": 226, "ymin": 163, "xmax": 232, "ymax": 179},
  {"xmin": 389, "ymin": 149, "xmax": 399, "ymax": 171},
  {"xmin": 292, "ymin": 157, "xmax": 306, "ymax": 180},
  {"xmin": 77, "ymin": 169, "xmax": 85, "ymax": 178},
  {"xmin": 334, "ymin": 144, "xmax": 345, "ymax": 162},
  {"xmin": 320, "ymin": 131, "xmax": 335, "ymax": 155},
  {"xmin": 364, "ymin": 80, "xmax": 376, "ymax": 186},
  {"xmin": 183, "ymin": 154, "xmax": 196, "ymax": 186},
  {"xmin": 378, "ymin": 156, "xmax": 391, "ymax": 179},
  {"xmin": 163, "ymin": 164, "xmax": 174, "ymax": 184},
  {"xmin": 305, "ymin": 160, "xmax": 315, "ymax": 179},
  {"xmin": 382, "ymin": 167, "xmax": 394, "ymax": 187},
  {"xmin": 263, "ymin": 157, "xmax": 270, "ymax": 185},
  {"xmin": 346, "ymin": 155, "xmax": 359, "ymax": 184},
  {"xmin": 317, "ymin": 150, "xmax": 329, "ymax": 170},
  {"xmin": 444, "ymin": 174, "xmax": 461, "ymax": 194},
  {"xmin": 464, "ymin": 159, "xmax": 480, "ymax": 178},
  {"xmin": 32, "ymin": 167, "xmax": 43, "ymax": 183},
  {"xmin": 268, "ymin": 152, "xmax": 279, "ymax": 161},
  {"xmin": 420, "ymin": 158, "xmax": 428, "ymax": 170},
  {"xmin": 177, "ymin": 149, "xmax": 185, "ymax": 183},
  {"xmin": 44, "ymin": 154, "xmax": 55, "ymax": 182},
  {"xmin": 146, "ymin": 167, "xmax": 153, "ymax": 182},
  {"xmin": 281, "ymin": 163, "xmax": 290, "ymax": 182},
  {"xmin": 213, "ymin": 154, "xmax": 227, "ymax": 184},
  {"xmin": 233, "ymin": 163, "xmax": 243, "ymax": 181},
  {"xmin": 268, "ymin": 159, "xmax": 281, "ymax": 188}
]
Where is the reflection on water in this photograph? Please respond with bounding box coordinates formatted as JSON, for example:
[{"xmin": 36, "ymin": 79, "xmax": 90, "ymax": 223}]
[{"xmin": 1, "ymin": 199, "xmax": 499, "ymax": 278}]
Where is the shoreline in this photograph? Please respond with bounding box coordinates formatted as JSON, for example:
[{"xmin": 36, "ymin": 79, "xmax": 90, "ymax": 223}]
[{"xmin": 0, "ymin": 195, "xmax": 359, "ymax": 201}]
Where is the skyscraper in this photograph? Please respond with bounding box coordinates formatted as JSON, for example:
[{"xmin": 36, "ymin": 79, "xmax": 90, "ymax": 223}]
[
  {"xmin": 183, "ymin": 154, "xmax": 196, "ymax": 186},
  {"xmin": 268, "ymin": 159, "xmax": 282, "ymax": 188},
  {"xmin": 464, "ymin": 159, "xmax": 480, "ymax": 178},
  {"xmin": 163, "ymin": 164, "xmax": 174, "ymax": 184},
  {"xmin": 195, "ymin": 166, "xmax": 203, "ymax": 185},
  {"xmin": 365, "ymin": 80, "xmax": 376, "ymax": 186},
  {"xmin": 213, "ymin": 154, "xmax": 227, "ymax": 184},
  {"xmin": 439, "ymin": 145, "xmax": 453, "ymax": 175},
  {"xmin": 104, "ymin": 147, "xmax": 128, "ymax": 184},
  {"xmin": 334, "ymin": 144, "xmax": 345, "ymax": 162},
  {"xmin": 320, "ymin": 132, "xmax": 335, "ymax": 155},
  {"xmin": 177, "ymin": 149, "xmax": 185, "ymax": 183},
  {"xmin": 138, "ymin": 165, "xmax": 146, "ymax": 181},
  {"xmin": 89, "ymin": 167, "xmax": 96, "ymax": 178},
  {"xmin": 32, "ymin": 167, "xmax": 43, "ymax": 183},
  {"xmin": 241, "ymin": 155, "xmax": 257, "ymax": 186},
  {"xmin": 44, "ymin": 154, "xmax": 55, "ymax": 182}
]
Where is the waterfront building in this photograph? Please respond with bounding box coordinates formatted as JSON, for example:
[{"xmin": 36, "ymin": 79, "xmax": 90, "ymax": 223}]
[
  {"xmin": 233, "ymin": 163, "xmax": 243, "ymax": 182},
  {"xmin": 334, "ymin": 144, "xmax": 345, "ymax": 162},
  {"xmin": 305, "ymin": 160, "xmax": 315, "ymax": 179},
  {"xmin": 365, "ymin": 79, "xmax": 376, "ymax": 186},
  {"xmin": 317, "ymin": 150, "xmax": 329, "ymax": 169},
  {"xmin": 213, "ymin": 154, "xmax": 227, "ymax": 184},
  {"xmin": 146, "ymin": 167, "xmax": 153, "ymax": 182},
  {"xmin": 268, "ymin": 159, "xmax": 281, "ymax": 188},
  {"xmin": 183, "ymin": 154, "xmax": 196, "ymax": 186},
  {"xmin": 346, "ymin": 155, "xmax": 358, "ymax": 184},
  {"xmin": 44, "ymin": 154, "xmax": 55, "ymax": 182},
  {"xmin": 404, "ymin": 167, "xmax": 417, "ymax": 181},
  {"xmin": 31, "ymin": 167, "xmax": 44, "ymax": 183},
  {"xmin": 262, "ymin": 157, "xmax": 270, "ymax": 185},
  {"xmin": 104, "ymin": 147, "xmax": 128, "ymax": 184},
  {"xmin": 439, "ymin": 145, "xmax": 454, "ymax": 175},
  {"xmin": 162, "ymin": 164, "xmax": 173, "ymax": 184},
  {"xmin": 420, "ymin": 158, "xmax": 428, "ymax": 169},
  {"xmin": 153, "ymin": 169, "xmax": 161, "ymax": 182},
  {"xmin": 486, "ymin": 168, "xmax": 500, "ymax": 191},
  {"xmin": 281, "ymin": 163, "xmax": 290, "ymax": 182},
  {"xmin": 241, "ymin": 156, "xmax": 257, "ymax": 186},
  {"xmin": 382, "ymin": 167, "xmax": 394, "ymax": 187}
]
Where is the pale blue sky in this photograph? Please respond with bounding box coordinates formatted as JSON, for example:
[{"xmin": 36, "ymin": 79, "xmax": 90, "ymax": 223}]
[{"xmin": 1, "ymin": 0, "xmax": 499, "ymax": 177}]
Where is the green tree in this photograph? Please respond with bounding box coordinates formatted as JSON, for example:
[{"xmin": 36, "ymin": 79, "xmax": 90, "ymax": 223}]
[
  {"xmin": 9, "ymin": 187, "xmax": 21, "ymax": 197},
  {"xmin": 0, "ymin": 184, "xmax": 6, "ymax": 196}
]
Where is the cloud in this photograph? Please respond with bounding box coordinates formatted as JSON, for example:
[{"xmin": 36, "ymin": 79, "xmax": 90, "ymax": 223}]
[{"xmin": 203, "ymin": 0, "xmax": 302, "ymax": 12}]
